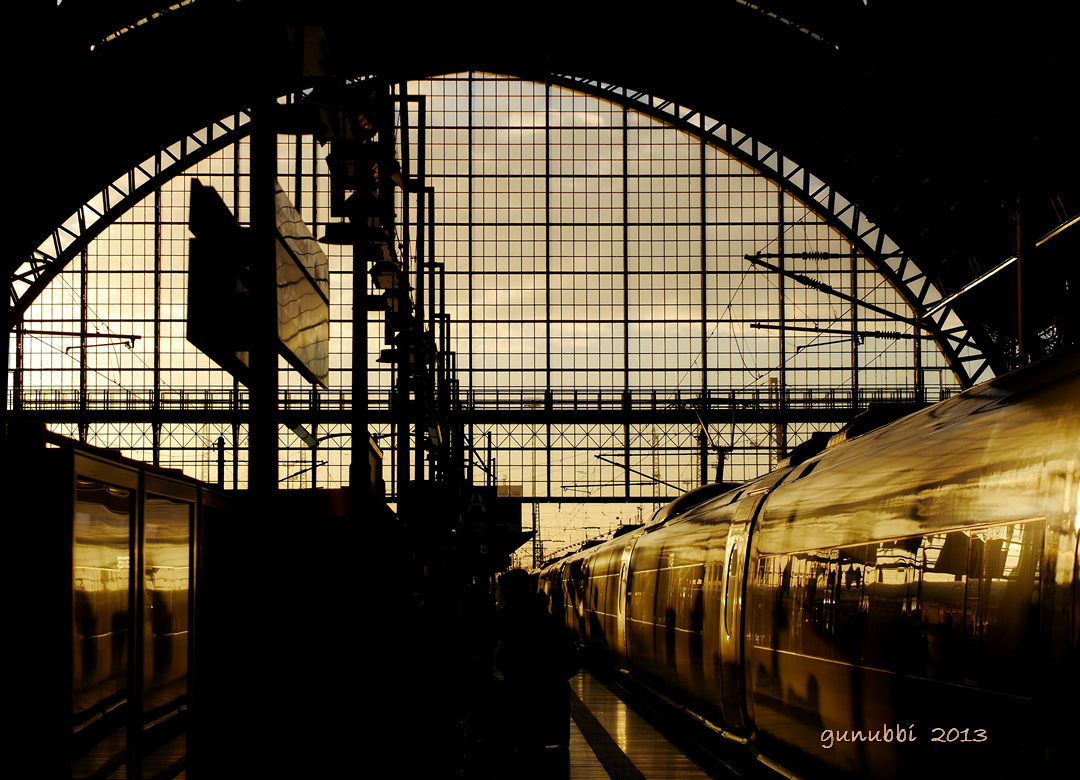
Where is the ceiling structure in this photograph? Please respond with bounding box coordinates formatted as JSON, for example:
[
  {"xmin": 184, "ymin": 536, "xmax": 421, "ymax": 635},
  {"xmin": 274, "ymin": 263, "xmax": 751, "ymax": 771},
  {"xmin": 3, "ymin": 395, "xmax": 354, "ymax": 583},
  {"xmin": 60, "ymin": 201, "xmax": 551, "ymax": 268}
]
[{"xmin": 17, "ymin": 1, "xmax": 1077, "ymax": 375}]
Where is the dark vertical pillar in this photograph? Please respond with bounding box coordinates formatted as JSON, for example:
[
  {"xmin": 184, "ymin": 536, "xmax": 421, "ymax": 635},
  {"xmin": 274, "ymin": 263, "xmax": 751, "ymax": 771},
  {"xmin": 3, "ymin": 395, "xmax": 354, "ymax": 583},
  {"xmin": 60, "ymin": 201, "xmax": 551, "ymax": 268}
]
[
  {"xmin": 776, "ymin": 192, "xmax": 787, "ymax": 461},
  {"xmin": 428, "ymin": 189, "xmax": 442, "ymax": 483},
  {"xmin": 414, "ymin": 98, "xmax": 425, "ymax": 336},
  {"xmin": 127, "ymin": 475, "xmax": 146, "ymax": 780},
  {"xmin": 13, "ymin": 324, "xmax": 23, "ymax": 412},
  {"xmin": 428, "ymin": 191, "xmax": 437, "ymax": 343},
  {"xmin": 623, "ymin": 398, "xmax": 631, "ymax": 499},
  {"xmin": 216, "ymin": 436, "xmax": 225, "ymax": 489},
  {"xmin": 414, "ymin": 96, "xmax": 427, "ymax": 484},
  {"xmin": 1, "ymin": 290, "xmax": 8, "ymax": 463},
  {"xmin": 153, "ymin": 161, "xmax": 162, "ymax": 466},
  {"xmin": 545, "ymin": 86, "xmax": 556, "ymax": 502},
  {"xmin": 914, "ymin": 322, "xmax": 923, "ymax": 403},
  {"xmin": 487, "ymin": 432, "xmax": 493, "ymax": 487},
  {"xmin": 622, "ymin": 107, "xmax": 631, "ymax": 500},
  {"xmin": 1016, "ymin": 194, "xmax": 1026, "ymax": 365},
  {"xmin": 699, "ymin": 133, "xmax": 709, "ymax": 487},
  {"xmin": 699, "ymin": 134, "xmax": 708, "ymax": 410},
  {"xmin": 293, "ymin": 102, "xmax": 304, "ymax": 213},
  {"xmin": 248, "ymin": 97, "xmax": 280, "ymax": 495},
  {"xmin": 232, "ymin": 417, "xmax": 240, "ymax": 491},
  {"xmin": 699, "ymin": 427, "xmax": 709, "ymax": 487},
  {"xmin": 349, "ymin": 213, "xmax": 368, "ymax": 491},
  {"xmin": 396, "ymin": 86, "xmax": 412, "ymax": 508},
  {"xmin": 310, "ymin": 386, "xmax": 319, "ymax": 489},
  {"xmin": 231, "ymin": 136, "xmax": 243, "ymax": 493},
  {"xmin": 468, "ymin": 72, "xmax": 476, "ymax": 441},
  {"xmin": 79, "ymin": 248, "xmax": 89, "ymax": 443},
  {"xmin": 851, "ymin": 247, "xmax": 859, "ymax": 407}
]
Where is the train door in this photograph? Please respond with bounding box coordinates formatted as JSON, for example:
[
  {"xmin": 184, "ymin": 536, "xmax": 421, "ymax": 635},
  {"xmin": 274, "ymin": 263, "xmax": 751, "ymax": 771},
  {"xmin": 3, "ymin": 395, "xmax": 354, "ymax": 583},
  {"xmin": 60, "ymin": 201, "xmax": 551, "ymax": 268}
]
[
  {"xmin": 568, "ymin": 559, "xmax": 586, "ymax": 639},
  {"xmin": 617, "ymin": 534, "xmax": 639, "ymax": 669},
  {"xmin": 719, "ymin": 487, "xmax": 770, "ymax": 734}
]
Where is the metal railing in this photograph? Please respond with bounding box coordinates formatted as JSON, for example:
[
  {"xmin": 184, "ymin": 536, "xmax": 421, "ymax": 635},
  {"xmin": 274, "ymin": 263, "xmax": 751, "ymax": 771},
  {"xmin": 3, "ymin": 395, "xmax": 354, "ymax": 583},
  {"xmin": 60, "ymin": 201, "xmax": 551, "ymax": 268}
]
[{"xmin": 9, "ymin": 384, "xmax": 955, "ymax": 414}]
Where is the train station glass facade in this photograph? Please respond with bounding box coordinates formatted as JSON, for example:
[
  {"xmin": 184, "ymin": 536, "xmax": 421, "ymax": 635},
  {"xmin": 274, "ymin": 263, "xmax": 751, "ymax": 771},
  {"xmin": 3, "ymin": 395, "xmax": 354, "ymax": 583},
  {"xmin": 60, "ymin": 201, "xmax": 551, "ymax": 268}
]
[{"xmin": 12, "ymin": 72, "xmax": 959, "ymax": 564}]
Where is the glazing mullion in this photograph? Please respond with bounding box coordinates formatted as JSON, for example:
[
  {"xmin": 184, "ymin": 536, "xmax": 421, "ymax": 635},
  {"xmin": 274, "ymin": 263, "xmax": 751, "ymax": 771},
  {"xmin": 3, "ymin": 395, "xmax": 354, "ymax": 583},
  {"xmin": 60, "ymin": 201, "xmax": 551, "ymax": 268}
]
[
  {"xmin": 622, "ymin": 104, "xmax": 631, "ymax": 498},
  {"xmin": 153, "ymin": 150, "xmax": 162, "ymax": 466},
  {"xmin": 545, "ymin": 80, "xmax": 553, "ymax": 501},
  {"xmin": 468, "ymin": 73, "xmax": 476, "ymax": 476}
]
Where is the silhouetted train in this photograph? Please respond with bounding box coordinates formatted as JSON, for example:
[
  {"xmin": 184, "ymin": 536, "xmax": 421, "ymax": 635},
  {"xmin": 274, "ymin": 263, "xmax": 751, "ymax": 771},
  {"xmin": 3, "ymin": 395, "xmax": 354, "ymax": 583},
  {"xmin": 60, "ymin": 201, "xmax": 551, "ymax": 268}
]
[{"xmin": 539, "ymin": 347, "xmax": 1078, "ymax": 779}]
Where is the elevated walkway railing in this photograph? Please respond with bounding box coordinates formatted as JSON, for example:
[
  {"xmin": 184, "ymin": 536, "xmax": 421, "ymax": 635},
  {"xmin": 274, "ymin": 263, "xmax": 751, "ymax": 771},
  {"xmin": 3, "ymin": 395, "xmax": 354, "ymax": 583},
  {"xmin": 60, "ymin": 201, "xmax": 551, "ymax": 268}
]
[{"xmin": 9, "ymin": 384, "xmax": 954, "ymax": 414}]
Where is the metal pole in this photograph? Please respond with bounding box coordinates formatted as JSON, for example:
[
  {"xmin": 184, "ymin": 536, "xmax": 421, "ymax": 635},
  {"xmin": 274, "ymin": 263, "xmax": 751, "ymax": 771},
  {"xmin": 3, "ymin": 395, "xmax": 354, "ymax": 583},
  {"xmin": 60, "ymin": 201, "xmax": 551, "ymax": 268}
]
[
  {"xmin": 0, "ymin": 289, "xmax": 8, "ymax": 462},
  {"xmin": 622, "ymin": 104, "xmax": 632, "ymax": 500},
  {"xmin": 414, "ymin": 96, "xmax": 426, "ymax": 483},
  {"xmin": 216, "ymin": 436, "xmax": 225, "ymax": 489},
  {"xmin": 777, "ymin": 192, "xmax": 787, "ymax": 461},
  {"xmin": 1016, "ymin": 194, "xmax": 1026, "ymax": 365},
  {"xmin": 153, "ymin": 160, "xmax": 162, "ymax": 465},
  {"xmin": 311, "ymin": 386, "xmax": 319, "ymax": 489},
  {"xmin": 396, "ymin": 85, "xmax": 412, "ymax": 506},
  {"xmin": 699, "ymin": 427, "xmax": 709, "ymax": 487},
  {"xmin": 487, "ymin": 432, "xmax": 493, "ymax": 487},
  {"xmin": 248, "ymin": 95, "xmax": 280, "ymax": 495},
  {"xmin": 79, "ymin": 247, "xmax": 88, "ymax": 443},
  {"xmin": 851, "ymin": 247, "xmax": 859, "ymax": 407}
]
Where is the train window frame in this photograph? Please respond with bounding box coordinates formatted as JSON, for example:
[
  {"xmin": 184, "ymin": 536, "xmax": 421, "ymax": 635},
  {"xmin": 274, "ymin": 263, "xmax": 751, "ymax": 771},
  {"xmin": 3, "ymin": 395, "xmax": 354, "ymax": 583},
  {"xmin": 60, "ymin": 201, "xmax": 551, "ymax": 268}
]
[
  {"xmin": 72, "ymin": 476, "xmax": 136, "ymax": 747},
  {"xmin": 753, "ymin": 516, "xmax": 1046, "ymax": 683}
]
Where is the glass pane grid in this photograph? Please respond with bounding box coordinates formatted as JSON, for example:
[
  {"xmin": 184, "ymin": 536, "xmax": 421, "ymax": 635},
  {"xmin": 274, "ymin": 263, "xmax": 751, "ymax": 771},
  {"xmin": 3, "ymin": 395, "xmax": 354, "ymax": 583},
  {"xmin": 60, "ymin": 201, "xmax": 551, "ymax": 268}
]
[{"xmin": 11, "ymin": 72, "xmax": 960, "ymax": 566}]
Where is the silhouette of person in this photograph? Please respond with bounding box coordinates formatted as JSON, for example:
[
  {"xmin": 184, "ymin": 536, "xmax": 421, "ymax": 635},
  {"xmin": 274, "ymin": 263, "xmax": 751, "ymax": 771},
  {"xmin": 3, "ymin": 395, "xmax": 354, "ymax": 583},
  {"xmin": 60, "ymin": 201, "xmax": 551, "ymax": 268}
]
[
  {"xmin": 460, "ymin": 581, "xmax": 500, "ymax": 775},
  {"xmin": 495, "ymin": 569, "xmax": 575, "ymax": 772}
]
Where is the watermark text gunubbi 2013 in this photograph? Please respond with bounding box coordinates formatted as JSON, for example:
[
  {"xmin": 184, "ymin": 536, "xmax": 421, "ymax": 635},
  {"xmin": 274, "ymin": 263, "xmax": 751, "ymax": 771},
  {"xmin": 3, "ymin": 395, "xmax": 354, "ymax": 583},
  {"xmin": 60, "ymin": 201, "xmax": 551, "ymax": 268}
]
[{"xmin": 821, "ymin": 725, "xmax": 987, "ymax": 749}]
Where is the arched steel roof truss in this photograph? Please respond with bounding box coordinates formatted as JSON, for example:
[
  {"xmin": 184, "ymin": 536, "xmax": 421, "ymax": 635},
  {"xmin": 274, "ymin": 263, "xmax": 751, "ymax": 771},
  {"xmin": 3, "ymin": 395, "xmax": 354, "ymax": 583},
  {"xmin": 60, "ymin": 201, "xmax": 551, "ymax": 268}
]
[
  {"xmin": 13, "ymin": 78, "xmax": 991, "ymax": 388},
  {"xmin": 12, "ymin": 110, "xmax": 251, "ymax": 327},
  {"xmin": 548, "ymin": 74, "xmax": 991, "ymax": 387}
]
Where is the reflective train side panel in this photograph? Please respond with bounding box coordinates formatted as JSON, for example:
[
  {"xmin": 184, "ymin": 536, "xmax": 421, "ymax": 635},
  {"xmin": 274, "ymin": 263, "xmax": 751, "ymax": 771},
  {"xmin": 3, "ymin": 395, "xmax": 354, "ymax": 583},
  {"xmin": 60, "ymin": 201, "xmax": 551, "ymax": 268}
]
[
  {"xmin": 747, "ymin": 347, "xmax": 1079, "ymax": 778},
  {"xmin": 541, "ymin": 347, "xmax": 1078, "ymax": 779}
]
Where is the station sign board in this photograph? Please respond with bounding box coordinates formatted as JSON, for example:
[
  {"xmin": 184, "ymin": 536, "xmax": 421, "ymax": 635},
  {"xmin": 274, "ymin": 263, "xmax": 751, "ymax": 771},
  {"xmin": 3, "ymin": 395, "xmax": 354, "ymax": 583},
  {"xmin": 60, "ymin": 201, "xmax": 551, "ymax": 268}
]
[
  {"xmin": 463, "ymin": 486, "xmax": 523, "ymax": 533},
  {"xmin": 187, "ymin": 179, "xmax": 330, "ymax": 389},
  {"xmin": 272, "ymin": 181, "xmax": 329, "ymax": 388}
]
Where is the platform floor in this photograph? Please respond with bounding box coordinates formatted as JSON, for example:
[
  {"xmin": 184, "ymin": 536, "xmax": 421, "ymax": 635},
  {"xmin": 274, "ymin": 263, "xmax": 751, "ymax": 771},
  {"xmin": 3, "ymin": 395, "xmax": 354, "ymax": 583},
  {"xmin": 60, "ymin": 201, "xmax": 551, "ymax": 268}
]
[
  {"xmin": 69, "ymin": 669, "xmax": 732, "ymax": 779},
  {"xmin": 566, "ymin": 670, "xmax": 715, "ymax": 780}
]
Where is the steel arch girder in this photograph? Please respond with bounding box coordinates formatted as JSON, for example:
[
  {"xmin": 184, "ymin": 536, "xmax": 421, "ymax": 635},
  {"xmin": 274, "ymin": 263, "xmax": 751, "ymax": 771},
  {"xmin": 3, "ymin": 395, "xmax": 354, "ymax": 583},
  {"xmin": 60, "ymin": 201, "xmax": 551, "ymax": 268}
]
[
  {"xmin": 11, "ymin": 111, "xmax": 252, "ymax": 330},
  {"xmin": 14, "ymin": 77, "xmax": 992, "ymax": 388},
  {"xmin": 546, "ymin": 73, "xmax": 989, "ymax": 388}
]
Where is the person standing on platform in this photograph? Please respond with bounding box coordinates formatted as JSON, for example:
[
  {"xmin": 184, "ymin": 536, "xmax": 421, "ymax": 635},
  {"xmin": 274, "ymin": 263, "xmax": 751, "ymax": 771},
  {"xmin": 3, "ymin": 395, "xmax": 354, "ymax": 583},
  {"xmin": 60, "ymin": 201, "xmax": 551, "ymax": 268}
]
[{"xmin": 495, "ymin": 568, "xmax": 577, "ymax": 775}]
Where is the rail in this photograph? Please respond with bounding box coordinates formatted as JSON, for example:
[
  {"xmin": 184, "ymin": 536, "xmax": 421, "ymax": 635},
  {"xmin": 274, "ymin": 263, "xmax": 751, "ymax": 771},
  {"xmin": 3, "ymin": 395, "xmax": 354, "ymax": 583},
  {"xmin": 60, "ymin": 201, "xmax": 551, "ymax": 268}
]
[{"xmin": 8, "ymin": 385, "xmax": 955, "ymax": 413}]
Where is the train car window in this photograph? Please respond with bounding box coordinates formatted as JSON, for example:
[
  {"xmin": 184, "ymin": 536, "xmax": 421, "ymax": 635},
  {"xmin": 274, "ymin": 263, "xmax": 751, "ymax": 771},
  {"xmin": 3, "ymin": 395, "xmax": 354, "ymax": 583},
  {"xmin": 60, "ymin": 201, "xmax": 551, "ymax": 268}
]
[
  {"xmin": 833, "ymin": 545, "xmax": 869, "ymax": 664},
  {"xmin": 964, "ymin": 534, "xmax": 984, "ymax": 673},
  {"xmin": 751, "ymin": 554, "xmax": 789, "ymax": 652},
  {"xmin": 687, "ymin": 562, "xmax": 706, "ymax": 632},
  {"xmin": 920, "ymin": 532, "xmax": 968, "ymax": 682},
  {"xmin": 752, "ymin": 519, "xmax": 1045, "ymax": 690},
  {"xmin": 788, "ymin": 553, "xmax": 814, "ymax": 655},
  {"xmin": 807, "ymin": 546, "xmax": 838, "ymax": 656},
  {"xmin": 626, "ymin": 540, "xmax": 661, "ymax": 676},
  {"xmin": 931, "ymin": 531, "xmax": 969, "ymax": 577},
  {"xmin": 964, "ymin": 519, "xmax": 1045, "ymax": 691},
  {"xmin": 864, "ymin": 540, "xmax": 919, "ymax": 672},
  {"xmin": 660, "ymin": 565, "xmax": 677, "ymax": 677},
  {"xmin": 143, "ymin": 495, "xmax": 192, "ymax": 721},
  {"xmin": 72, "ymin": 479, "xmax": 133, "ymax": 774}
]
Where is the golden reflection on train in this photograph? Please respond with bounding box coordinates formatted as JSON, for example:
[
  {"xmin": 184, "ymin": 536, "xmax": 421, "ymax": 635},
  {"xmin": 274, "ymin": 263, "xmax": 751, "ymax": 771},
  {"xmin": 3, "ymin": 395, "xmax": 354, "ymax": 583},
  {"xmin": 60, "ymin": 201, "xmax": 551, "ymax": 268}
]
[{"xmin": 539, "ymin": 348, "xmax": 1078, "ymax": 780}]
